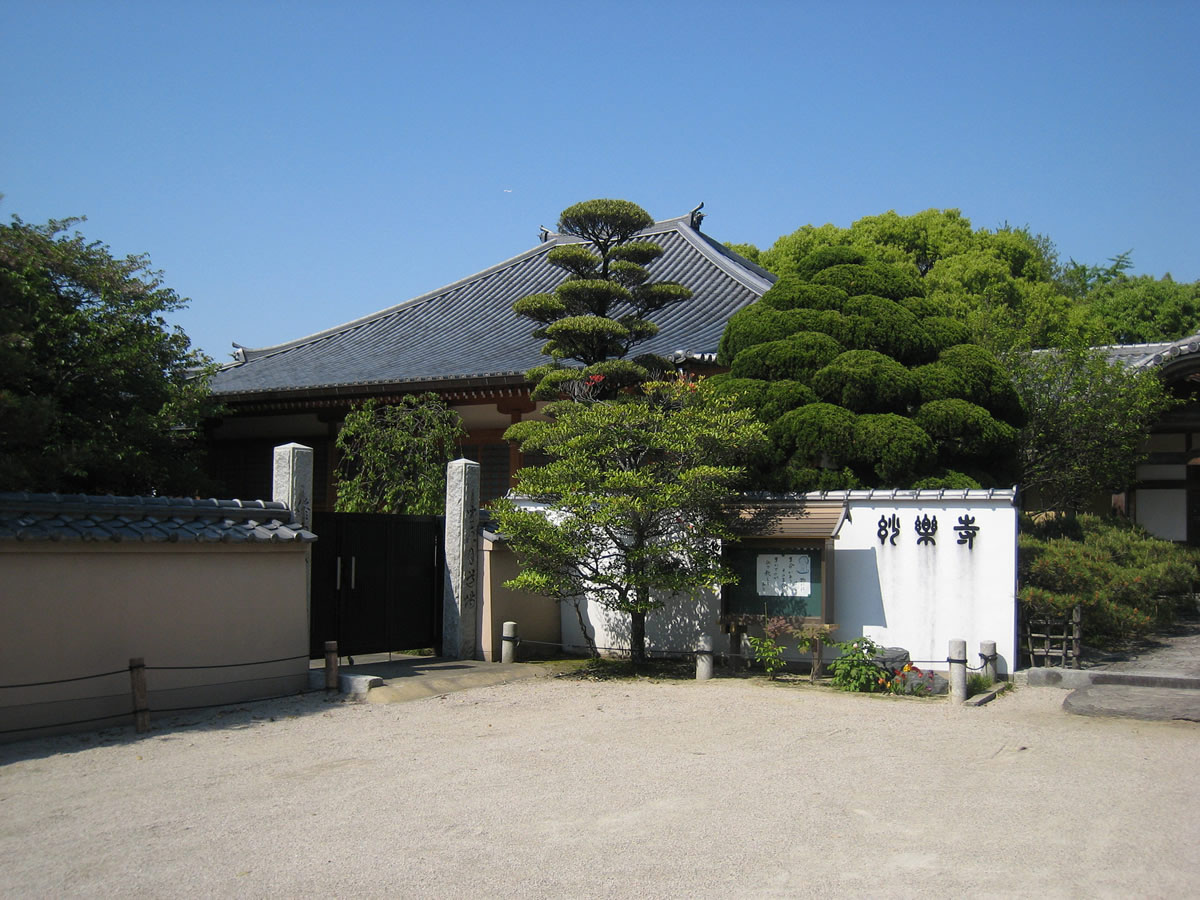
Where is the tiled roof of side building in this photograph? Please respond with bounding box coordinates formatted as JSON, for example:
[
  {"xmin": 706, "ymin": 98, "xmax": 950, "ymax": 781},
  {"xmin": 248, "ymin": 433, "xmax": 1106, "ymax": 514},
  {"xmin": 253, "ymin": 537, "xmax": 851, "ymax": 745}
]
[
  {"xmin": 1100, "ymin": 333, "xmax": 1200, "ymax": 370},
  {"xmin": 0, "ymin": 494, "xmax": 317, "ymax": 544},
  {"xmin": 208, "ymin": 214, "xmax": 775, "ymax": 398}
]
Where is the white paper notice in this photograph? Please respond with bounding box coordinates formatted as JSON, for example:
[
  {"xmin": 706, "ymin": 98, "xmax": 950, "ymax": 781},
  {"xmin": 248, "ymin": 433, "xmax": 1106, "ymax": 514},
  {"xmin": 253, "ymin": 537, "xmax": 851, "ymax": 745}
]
[{"xmin": 756, "ymin": 553, "xmax": 812, "ymax": 597}]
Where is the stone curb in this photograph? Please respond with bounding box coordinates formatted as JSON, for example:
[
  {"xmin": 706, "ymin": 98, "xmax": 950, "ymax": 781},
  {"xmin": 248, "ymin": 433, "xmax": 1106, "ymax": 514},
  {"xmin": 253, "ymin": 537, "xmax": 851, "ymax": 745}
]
[
  {"xmin": 963, "ymin": 681, "xmax": 1012, "ymax": 706},
  {"xmin": 306, "ymin": 670, "xmax": 384, "ymax": 699},
  {"xmin": 1026, "ymin": 667, "xmax": 1200, "ymax": 691}
]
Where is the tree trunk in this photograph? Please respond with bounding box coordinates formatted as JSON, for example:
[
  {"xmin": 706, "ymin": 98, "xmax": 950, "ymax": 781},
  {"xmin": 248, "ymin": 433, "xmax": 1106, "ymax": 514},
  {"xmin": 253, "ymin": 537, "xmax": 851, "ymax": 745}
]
[{"xmin": 630, "ymin": 610, "xmax": 647, "ymax": 664}]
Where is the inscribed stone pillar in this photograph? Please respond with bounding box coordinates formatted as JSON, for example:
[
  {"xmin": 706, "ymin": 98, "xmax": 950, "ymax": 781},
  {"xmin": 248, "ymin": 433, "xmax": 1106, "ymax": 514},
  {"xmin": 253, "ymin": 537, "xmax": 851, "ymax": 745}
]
[
  {"xmin": 443, "ymin": 458, "xmax": 480, "ymax": 660},
  {"xmin": 272, "ymin": 442, "xmax": 313, "ymax": 529}
]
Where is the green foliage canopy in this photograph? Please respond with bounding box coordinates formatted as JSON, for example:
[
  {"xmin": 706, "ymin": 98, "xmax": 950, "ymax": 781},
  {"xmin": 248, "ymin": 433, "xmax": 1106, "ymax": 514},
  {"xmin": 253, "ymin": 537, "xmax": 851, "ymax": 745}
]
[
  {"xmin": 333, "ymin": 394, "xmax": 466, "ymax": 515},
  {"xmin": 716, "ymin": 238, "xmax": 1025, "ymax": 491},
  {"xmin": 492, "ymin": 378, "xmax": 768, "ymax": 662},
  {"xmin": 1007, "ymin": 348, "xmax": 1174, "ymax": 515},
  {"xmin": 0, "ymin": 215, "xmax": 218, "ymax": 494},
  {"xmin": 515, "ymin": 199, "xmax": 692, "ymax": 400}
]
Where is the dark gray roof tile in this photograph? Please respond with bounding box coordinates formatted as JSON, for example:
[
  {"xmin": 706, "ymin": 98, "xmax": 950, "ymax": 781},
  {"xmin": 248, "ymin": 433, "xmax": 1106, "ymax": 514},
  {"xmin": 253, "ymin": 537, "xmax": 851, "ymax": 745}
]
[
  {"xmin": 0, "ymin": 493, "xmax": 317, "ymax": 544},
  {"xmin": 210, "ymin": 215, "xmax": 774, "ymax": 398}
]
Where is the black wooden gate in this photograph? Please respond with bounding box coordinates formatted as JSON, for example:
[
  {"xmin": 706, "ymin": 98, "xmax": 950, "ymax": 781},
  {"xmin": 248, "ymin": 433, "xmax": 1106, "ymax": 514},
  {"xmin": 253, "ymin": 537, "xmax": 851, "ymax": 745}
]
[{"xmin": 309, "ymin": 512, "xmax": 444, "ymax": 659}]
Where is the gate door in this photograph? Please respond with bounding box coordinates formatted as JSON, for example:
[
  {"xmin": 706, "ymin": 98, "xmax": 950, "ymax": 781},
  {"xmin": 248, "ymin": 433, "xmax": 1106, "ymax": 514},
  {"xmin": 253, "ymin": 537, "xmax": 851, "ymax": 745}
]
[{"xmin": 310, "ymin": 512, "xmax": 444, "ymax": 658}]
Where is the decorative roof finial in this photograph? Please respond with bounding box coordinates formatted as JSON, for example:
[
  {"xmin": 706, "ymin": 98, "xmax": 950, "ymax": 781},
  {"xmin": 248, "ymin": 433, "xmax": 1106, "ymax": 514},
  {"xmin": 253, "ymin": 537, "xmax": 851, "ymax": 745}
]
[
  {"xmin": 539, "ymin": 226, "xmax": 551, "ymax": 243},
  {"xmin": 689, "ymin": 202, "xmax": 705, "ymax": 230}
]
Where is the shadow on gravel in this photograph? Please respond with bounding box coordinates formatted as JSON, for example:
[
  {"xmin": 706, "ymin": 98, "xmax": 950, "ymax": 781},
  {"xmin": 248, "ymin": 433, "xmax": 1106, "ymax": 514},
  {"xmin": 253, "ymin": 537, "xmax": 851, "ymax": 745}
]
[{"xmin": 0, "ymin": 690, "xmax": 347, "ymax": 766}]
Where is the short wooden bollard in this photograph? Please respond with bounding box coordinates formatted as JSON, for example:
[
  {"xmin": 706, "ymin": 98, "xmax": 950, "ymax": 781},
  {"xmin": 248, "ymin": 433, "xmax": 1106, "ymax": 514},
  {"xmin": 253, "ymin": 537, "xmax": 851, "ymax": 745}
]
[
  {"xmin": 324, "ymin": 640, "xmax": 339, "ymax": 691},
  {"xmin": 949, "ymin": 639, "xmax": 967, "ymax": 704},
  {"xmin": 695, "ymin": 636, "xmax": 714, "ymax": 681},
  {"xmin": 501, "ymin": 621, "xmax": 518, "ymax": 664},
  {"xmin": 980, "ymin": 640, "xmax": 998, "ymax": 683},
  {"xmin": 129, "ymin": 657, "xmax": 150, "ymax": 733}
]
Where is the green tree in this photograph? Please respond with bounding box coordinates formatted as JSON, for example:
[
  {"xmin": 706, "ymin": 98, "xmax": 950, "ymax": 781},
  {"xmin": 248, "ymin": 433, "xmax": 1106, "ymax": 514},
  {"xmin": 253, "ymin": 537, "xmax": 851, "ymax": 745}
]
[
  {"xmin": 333, "ymin": 394, "xmax": 466, "ymax": 515},
  {"xmin": 752, "ymin": 208, "xmax": 1106, "ymax": 352},
  {"xmin": 714, "ymin": 245, "xmax": 1024, "ymax": 491},
  {"xmin": 1007, "ymin": 347, "xmax": 1174, "ymax": 514},
  {"xmin": 1085, "ymin": 274, "xmax": 1200, "ymax": 344},
  {"xmin": 492, "ymin": 378, "xmax": 768, "ymax": 663},
  {"xmin": 514, "ymin": 199, "xmax": 692, "ymax": 400},
  {"xmin": 0, "ymin": 214, "xmax": 218, "ymax": 494}
]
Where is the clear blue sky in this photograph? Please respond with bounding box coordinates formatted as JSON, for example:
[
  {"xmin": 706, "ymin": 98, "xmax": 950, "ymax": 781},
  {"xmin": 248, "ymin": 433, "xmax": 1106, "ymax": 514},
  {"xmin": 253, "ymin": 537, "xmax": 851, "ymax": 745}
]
[{"xmin": 3, "ymin": 1, "xmax": 1197, "ymax": 361}]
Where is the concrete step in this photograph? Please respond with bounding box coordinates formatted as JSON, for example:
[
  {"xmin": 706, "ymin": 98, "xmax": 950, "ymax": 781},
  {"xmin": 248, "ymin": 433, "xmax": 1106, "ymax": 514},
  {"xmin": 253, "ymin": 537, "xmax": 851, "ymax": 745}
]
[{"xmin": 1025, "ymin": 667, "xmax": 1200, "ymax": 691}]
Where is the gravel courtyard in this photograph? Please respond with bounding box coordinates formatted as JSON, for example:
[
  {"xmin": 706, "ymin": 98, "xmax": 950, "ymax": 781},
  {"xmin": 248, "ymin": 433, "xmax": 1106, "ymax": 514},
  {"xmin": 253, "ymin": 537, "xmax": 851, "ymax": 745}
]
[{"xmin": 2, "ymin": 676, "xmax": 1198, "ymax": 898}]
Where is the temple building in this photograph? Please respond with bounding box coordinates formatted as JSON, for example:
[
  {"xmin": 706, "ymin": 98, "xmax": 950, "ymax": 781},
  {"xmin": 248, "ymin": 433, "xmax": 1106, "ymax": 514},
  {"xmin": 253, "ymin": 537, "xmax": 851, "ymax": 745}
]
[{"xmin": 204, "ymin": 209, "xmax": 774, "ymax": 509}]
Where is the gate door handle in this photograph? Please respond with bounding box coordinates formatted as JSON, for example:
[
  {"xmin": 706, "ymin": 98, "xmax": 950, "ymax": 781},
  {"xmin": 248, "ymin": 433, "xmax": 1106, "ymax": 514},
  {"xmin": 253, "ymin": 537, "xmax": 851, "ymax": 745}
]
[
  {"xmin": 336, "ymin": 557, "xmax": 342, "ymax": 590},
  {"xmin": 350, "ymin": 556, "xmax": 357, "ymax": 590}
]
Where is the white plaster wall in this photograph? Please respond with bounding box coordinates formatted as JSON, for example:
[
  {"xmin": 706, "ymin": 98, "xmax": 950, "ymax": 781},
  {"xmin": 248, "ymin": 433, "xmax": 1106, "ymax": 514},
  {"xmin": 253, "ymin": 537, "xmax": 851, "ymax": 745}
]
[
  {"xmin": 1135, "ymin": 489, "xmax": 1187, "ymax": 542},
  {"xmin": 560, "ymin": 586, "xmax": 722, "ymax": 657},
  {"xmin": 558, "ymin": 493, "xmax": 1017, "ymax": 673},
  {"xmin": 835, "ymin": 497, "xmax": 1017, "ymax": 675}
]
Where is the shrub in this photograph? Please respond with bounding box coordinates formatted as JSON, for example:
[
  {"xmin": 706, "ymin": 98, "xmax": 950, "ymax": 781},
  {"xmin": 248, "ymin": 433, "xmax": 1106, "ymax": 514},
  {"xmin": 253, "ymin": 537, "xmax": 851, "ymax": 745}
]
[
  {"xmin": 811, "ymin": 264, "xmax": 892, "ymax": 299},
  {"xmin": 914, "ymin": 399, "xmax": 1018, "ymax": 464},
  {"xmin": 915, "ymin": 344, "xmax": 1024, "ymax": 424},
  {"xmin": 912, "ymin": 470, "xmax": 983, "ymax": 490},
  {"xmin": 717, "ymin": 305, "xmax": 797, "ymax": 365},
  {"xmin": 771, "ymin": 402, "xmax": 858, "ymax": 465},
  {"xmin": 794, "ymin": 245, "xmax": 870, "ymax": 279},
  {"xmin": 811, "ymin": 350, "xmax": 916, "ymax": 414},
  {"xmin": 783, "ymin": 462, "xmax": 862, "ymax": 493},
  {"xmin": 760, "ymin": 277, "xmax": 849, "ymax": 312},
  {"xmin": 1018, "ymin": 514, "xmax": 1200, "ymax": 646},
  {"xmin": 842, "ymin": 295, "xmax": 934, "ymax": 364},
  {"xmin": 759, "ymin": 380, "xmax": 819, "ymax": 421},
  {"xmin": 921, "ymin": 316, "xmax": 973, "ymax": 354},
  {"xmin": 853, "ymin": 413, "xmax": 935, "ymax": 484},
  {"xmin": 829, "ymin": 637, "xmax": 890, "ymax": 692},
  {"xmin": 730, "ymin": 332, "xmax": 844, "ymax": 383}
]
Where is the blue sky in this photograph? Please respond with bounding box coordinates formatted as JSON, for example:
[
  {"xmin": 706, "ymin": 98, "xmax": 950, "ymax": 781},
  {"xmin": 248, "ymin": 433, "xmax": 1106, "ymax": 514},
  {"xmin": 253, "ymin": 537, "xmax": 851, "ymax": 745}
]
[{"xmin": 3, "ymin": 1, "xmax": 1198, "ymax": 361}]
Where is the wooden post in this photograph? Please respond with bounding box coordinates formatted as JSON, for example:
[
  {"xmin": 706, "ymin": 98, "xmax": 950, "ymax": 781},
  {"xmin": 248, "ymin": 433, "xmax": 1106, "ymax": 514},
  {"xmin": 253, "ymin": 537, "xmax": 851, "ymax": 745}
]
[
  {"xmin": 501, "ymin": 621, "xmax": 518, "ymax": 664},
  {"xmin": 1071, "ymin": 605, "xmax": 1082, "ymax": 669},
  {"xmin": 695, "ymin": 635, "xmax": 714, "ymax": 681},
  {"xmin": 324, "ymin": 641, "xmax": 339, "ymax": 691},
  {"xmin": 949, "ymin": 639, "xmax": 967, "ymax": 704},
  {"xmin": 727, "ymin": 625, "xmax": 744, "ymax": 671},
  {"xmin": 129, "ymin": 657, "xmax": 149, "ymax": 733},
  {"xmin": 980, "ymin": 640, "xmax": 997, "ymax": 683},
  {"xmin": 810, "ymin": 637, "xmax": 824, "ymax": 684}
]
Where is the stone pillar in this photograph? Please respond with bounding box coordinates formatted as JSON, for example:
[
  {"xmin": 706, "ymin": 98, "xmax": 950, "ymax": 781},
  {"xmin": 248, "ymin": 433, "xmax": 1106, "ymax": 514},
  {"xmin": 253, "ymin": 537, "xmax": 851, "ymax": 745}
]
[
  {"xmin": 695, "ymin": 635, "xmax": 714, "ymax": 681},
  {"xmin": 949, "ymin": 638, "xmax": 967, "ymax": 704},
  {"xmin": 980, "ymin": 640, "xmax": 998, "ymax": 683},
  {"xmin": 443, "ymin": 459, "xmax": 480, "ymax": 660},
  {"xmin": 272, "ymin": 442, "xmax": 313, "ymax": 529},
  {"xmin": 501, "ymin": 621, "xmax": 518, "ymax": 664}
]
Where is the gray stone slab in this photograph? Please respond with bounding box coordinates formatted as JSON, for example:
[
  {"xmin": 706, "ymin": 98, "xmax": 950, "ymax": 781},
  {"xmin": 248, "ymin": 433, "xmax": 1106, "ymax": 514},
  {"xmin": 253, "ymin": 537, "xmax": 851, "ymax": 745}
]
[{"xmin": 1063, "ymin": 685, "xmax": 1200, "ymax": 722}]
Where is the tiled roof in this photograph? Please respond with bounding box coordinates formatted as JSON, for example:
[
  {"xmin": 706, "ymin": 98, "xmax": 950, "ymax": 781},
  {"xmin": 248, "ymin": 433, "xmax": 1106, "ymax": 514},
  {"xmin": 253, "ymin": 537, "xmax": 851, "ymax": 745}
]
[
  {"xmin": 0, "ymin": 494, "xmax": 317, "ymax": 544},
  {"xmin": 1096, "ymin": 333, "xmax": 1200, "ymax": 370},
  {"xmin": 209, "ymin": 215, "xmax": 775, "ymax": 398}
]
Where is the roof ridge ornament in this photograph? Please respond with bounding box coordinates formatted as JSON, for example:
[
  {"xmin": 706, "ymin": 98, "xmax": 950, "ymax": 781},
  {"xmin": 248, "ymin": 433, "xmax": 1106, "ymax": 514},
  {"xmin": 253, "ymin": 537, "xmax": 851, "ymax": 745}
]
[
  {"xmin": 688, "ymin": 202, "xmax": 705, "ymax": 230},
  {"xmin": 539, "ymin": 226, "xmax": 551, "ymax": 243}
]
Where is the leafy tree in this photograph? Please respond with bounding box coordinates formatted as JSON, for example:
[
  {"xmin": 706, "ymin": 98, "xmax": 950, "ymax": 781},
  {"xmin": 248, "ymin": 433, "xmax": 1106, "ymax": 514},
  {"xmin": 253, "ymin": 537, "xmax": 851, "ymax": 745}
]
[
  {"xmin": 333, "ymin": 394, "xmax": 466, "ymax": 515},
  {"xmin": 1007, "ymin": 347, "xmax": 1174, "ymax": 514},
  {"xmin": 514, "ymin": 199, "xmax": 692, "ymax": 400},
  {"xmin": 749, "ymin": 208, "xmax": 1108, "ymax": 352},
  {"xmin": 1085, "ymin": 274, "xmax": 1200, "ymax": 344},
  {"xmin": 0, "ymin": 214, "xmax": 218, "ymax": 494},
  {"xmin": 714, "ymin": 244, "xmax": 1024, "ymax": 491},
  {"xmin": 492, "ymin": 378, "xmax": 768, "ymax": 663}
]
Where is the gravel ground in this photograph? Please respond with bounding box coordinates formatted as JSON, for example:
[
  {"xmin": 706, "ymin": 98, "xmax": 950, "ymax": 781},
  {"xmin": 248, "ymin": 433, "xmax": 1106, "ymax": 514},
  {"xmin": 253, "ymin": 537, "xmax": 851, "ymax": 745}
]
[{"xmin": 2, "ymin": 676, "xmax": 1198, "ymax": 898}]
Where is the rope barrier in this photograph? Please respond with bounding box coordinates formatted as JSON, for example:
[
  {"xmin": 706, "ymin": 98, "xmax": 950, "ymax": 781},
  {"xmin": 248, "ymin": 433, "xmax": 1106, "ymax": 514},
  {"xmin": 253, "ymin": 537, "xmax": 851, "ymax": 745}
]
[
  {"xmin": 0, "ymin": 668, "xmax": 129, "ymax": 690},
  {"xmin": 146, "ymin": 654, "xmax": 310, "ymax": 671}
]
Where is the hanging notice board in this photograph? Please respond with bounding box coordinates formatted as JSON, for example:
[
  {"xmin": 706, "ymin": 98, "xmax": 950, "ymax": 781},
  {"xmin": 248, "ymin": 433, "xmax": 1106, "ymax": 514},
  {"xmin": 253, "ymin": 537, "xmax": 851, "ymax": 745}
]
[{"xmin": 723, "ymin": 542, "xmax": 828, "ymax": 621}]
